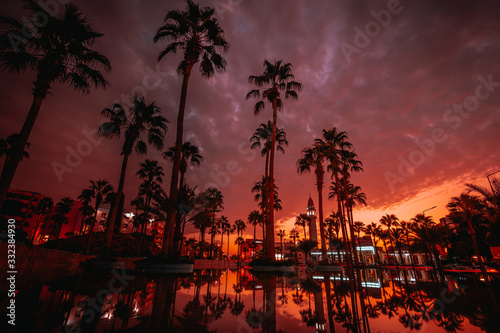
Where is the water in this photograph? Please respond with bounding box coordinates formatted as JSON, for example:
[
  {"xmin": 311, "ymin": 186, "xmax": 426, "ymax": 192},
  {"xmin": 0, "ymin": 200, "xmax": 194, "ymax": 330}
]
[{"xmin": 4, "ymin": 267, "xmax": 500, "ymax": 332}]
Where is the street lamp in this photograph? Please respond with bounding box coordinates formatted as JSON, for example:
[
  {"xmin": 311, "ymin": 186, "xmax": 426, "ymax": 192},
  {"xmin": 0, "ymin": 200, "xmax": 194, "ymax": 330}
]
[
  {"xmin": 487, "ymin": 170, "xmax": 500, "ymax": 195},
  {"xmin": 422, "ymin": 206, "xmax": 436, "ymax": 215}
]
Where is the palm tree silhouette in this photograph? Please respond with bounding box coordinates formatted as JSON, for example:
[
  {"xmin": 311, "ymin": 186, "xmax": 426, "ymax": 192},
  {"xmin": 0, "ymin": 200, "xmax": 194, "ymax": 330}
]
[
  {"xmin": 297, "ymin": 141, "xmax": 331, "ymax": 260},
  {"xmin": 277, "ymin": 229, "xmax": 286, "ymax": 260},
  {"xmin": 98, "ymin": 95, "xmax": 168, "ymax": 257},
  {"xmin": 163, "ymin": 141, "xmax": 203, "ymax": 189},
  {"xmin": 50, "ymin": 197, "xmax": 74, "ymax": 240},
  {"xmin": 0, "ymin": 1, "xmax": 111, "ymax": 207},
  {"xmin": 247, "ymin": 210, "xmax": 262, "ymax": 258},
  {"xmin": 154, "ymin": 0, "xmax": 229, "ymax": 258},
  {"xmin": 246, "ymin": 59, "xmax": 302, "ymax": 259},
  {"xmin": 0, "ymin": 133, "xmax": 30, "ymax": 175},
  {"xmin": 233, "ymin": 219, "xmax": 246, "ymax": 260},
  {"xmin": 78, "ymin": 179, "xmax": 113, "ymax": 254},
  {"xmin": 136, "ymin": 160, "xmax": 164, "ymax": 255},
  {"xmin": 30, "ymin": 196, "xmax": 53, "ymax": 244},
  {"xmin": 295, "ymin": 213, "xmax": 310, "ymax": 240}
]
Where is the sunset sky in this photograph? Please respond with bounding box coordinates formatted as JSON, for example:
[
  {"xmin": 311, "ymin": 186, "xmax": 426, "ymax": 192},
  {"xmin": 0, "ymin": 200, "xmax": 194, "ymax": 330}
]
[{"xmin": 1, "ymin": 0, "xmax": 500, "ymax": 246}]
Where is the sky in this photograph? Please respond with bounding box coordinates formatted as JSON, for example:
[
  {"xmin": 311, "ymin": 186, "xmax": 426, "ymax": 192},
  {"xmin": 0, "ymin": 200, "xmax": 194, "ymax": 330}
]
[{"xmin": 1, "ymin": 0, "xmax": 500, "ymax": 248}]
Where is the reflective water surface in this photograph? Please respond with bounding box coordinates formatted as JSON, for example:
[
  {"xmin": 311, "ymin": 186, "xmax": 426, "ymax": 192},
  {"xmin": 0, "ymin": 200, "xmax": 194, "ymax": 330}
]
[{"xmin": 5, "ymin": 267, "xmax": 500, "ymax": 333}]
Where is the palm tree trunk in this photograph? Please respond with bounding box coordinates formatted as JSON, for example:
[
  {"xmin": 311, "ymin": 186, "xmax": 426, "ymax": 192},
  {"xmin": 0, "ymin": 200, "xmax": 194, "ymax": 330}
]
[
  {"xmin": 199, "ymin": 228, "xmax": 206, "ymax": 259},
  {"xmin": 86, "ymin": 203, "xmax": 100, "ymax": 255},
  {"xmin": 316, "ymin": 166, "xmax": 327, "ymax": 261},
  {"xmin": 227, "ymin": 231, "xmax": 230, "ymax": 261},
  {"xmin": 103, "ymin": 152, "xmax": 130, "ymax": 258},
  {"xmin": 30, "ymin": 214, "xmax": 42, "ymax": 244},
  {"xmin": 162, "ymin": 64, "xmax": 193, "ymax": 259},
  {"xmin": 262, "ymin": 151, "xmax": 269, "ymax": 242},
  {"xmin": 266, "ymin": 99, "xmax": 277, "ymax": 260},
  {"xmin": 220, "ymin": 230, "xmax": 224, "ymax": 260},
  {"xmin": 0, "ymin": 91, "xmax": 47, "ymax": 208}
]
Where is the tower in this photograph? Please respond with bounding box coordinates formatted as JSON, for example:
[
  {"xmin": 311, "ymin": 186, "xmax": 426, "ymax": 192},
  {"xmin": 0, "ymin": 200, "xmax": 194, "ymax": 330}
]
[{"xmin": 307, "ymin": 196, "xmax": 318, "ymax": 244}]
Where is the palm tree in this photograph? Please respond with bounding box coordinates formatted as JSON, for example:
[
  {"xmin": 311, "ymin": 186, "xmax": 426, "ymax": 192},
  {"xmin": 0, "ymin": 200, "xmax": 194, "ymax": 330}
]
[
  {"xmin": 297, "ymin": 141, "xmax": 330, "ymax": 260},
  {"xmin": 78, "ymin": 203, "xmax": 94, "ymax": 235},
  {"xmin": 30, "ymin": 196, "xmax": 53, "ymax": 244},
  {"xmin": 154, "ymin": 0, "xmax": 229, "ymax": 259},
  {"xmin": 298, "ymin": 239, "xmax": 318, "ymax": 261},
  {"xmin": 277, "ymin": 230, "xmax": 286, "ymax": 260},
  {"xmin": 98, "ymin": 95, "xmax": 168, "ymax": 257},
  {"xmin": 246, "ymin": 59, "xmax": 302, "ymax": 259},
  {"xmin": 192, "ymin": 209, "xmax": 212, "ymax": 259},
  {"xmin": 289, "ymin": 229, "xmax": 300, "ymax": 263},
  {"xmin": 0, "ymin": 1, "xmax": 111, "ymax": 207},
  {"xmin": 50, "ymin": 197, "xmax": 74, "ymax": 240},
  {"xmin": 78, "ymin": 180, "xmax": 114, "ymax": 254},
  {"xmin": 203, "ymin": 187, "xmax": 223, "ymax": 258},
  {"xmin": 295, "ymin": 213, "xmax": 310, "ymax": 240},
  {"xmin": 163, "ymin": 141, "xmax": 203, "ymax": 189},
  {"xmin": 380, "ymin": 214, "xmax": 400, "ymax": 265},
  {"xmin": 324, "ymin": 211, "xmax": 342, "ymax": 262},
  {"xmin": 233, "ymin": 219, "xmax": 246, "ymax": 261},
  {"xmin": 365, "ymin": 222, "xmax": 382, "ymax": 265},
  {"xmin": 0, "ymin": 133, "xmax": 30, "ymax": 175},
  {"xmin": 219, "ymin": 216, "xmax": 231, "ymax": 260},
  {"xmin": 247, "ymin": 210, "xmax": 262, "ymax": 253},
  {"xmin": 352, "ymin": 221, "xmax": 366, "ymax": 263},
  {"xmin": 136, "ymin": 160, "xmax": 164, "ymax": 254},
  {"xmin": 250, "ymin": 121, "xmax": 288, "ymax": 232},
  {"xmin": 130, "ymin": 196, "xmax": 144, "ymax": 232}
]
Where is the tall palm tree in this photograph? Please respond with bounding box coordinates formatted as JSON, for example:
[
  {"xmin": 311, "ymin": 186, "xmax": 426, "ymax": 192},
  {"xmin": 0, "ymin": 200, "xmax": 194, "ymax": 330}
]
[
  {"xmin": 193, "ymin": 209, "xmax": 212, "ymax": 258},
  {"xmin": 247, "ymin": 210, "xmax": 262, "ymax": 259},
  {"xmin": 50, "ymin": 197, "xmax": 74, "ymax": 240},
  {"xmin": 78, "ymin": 179, "xmax": 114, "ymax": 254},
  {"xmin": 219, "ymin": 216, "xmax": 231, "ymax": 260},
  {"xmin": 380, "ymin": 214, "xmax": 400, "ymax": 265},
  {"xmin": 163, "ymin": 141, "xmax": 203, "ymax": 188},
  {"xmin": 136, "ymin": 160, "xmax": 164, "ymax": 228},
  {"xmin": 0, "ymin": 1, "xmax": 111, "ymax": 207},
  {"xmin": 365, "ymin": 222, "xmax": 382, "ymax": 265},
  {"xmin": 297, "ymin": 141, "xmax": 329, "ymax": 260},
  {"xmin": 295, "ymin": 213, "xmax": 310, "ymax": 240},
  {"xmin": 246, "ymin": 59, "xmax": 302, "ymax": 259},
  {"xmin": 352, "ymin": 221, "xmax": 366, "ymax": 262},
  {"xmin": 136, "ymin": 160, "xmax": 164, "ymax": 254},
  {"xmin": 30, "ymin": 196, "xmax": 53, "ymax": 244},
  {"xmin": 154, "ymin": 0, "xmax": 229, "ymax": 259},
  {"xmin": 289, "ymin": 229, "xmax": 300, "ymax": 263},
  {"xmin": 233, "ymin": 219, "xmax": 246, "ymax": 260},
  {"xmin": 203, "ymin": 187, "xmax": 223, "ymax": 258},
  {"xmin": 98, "ymin": 95, "xmax": 168, "ymax": 257},
  {"xmin": 324, "ymin": 211, "xmax": 342, "ymax": 262},
  {"xmin": 277, "ymin": 229, "xmax": 286, "ymax": 260}
]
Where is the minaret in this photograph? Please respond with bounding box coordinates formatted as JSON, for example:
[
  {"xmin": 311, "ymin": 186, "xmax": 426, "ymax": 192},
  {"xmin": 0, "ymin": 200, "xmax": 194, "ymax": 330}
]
[{"xmin": 307, "ymin": 196, "xmax": 318, "ymax": 244}]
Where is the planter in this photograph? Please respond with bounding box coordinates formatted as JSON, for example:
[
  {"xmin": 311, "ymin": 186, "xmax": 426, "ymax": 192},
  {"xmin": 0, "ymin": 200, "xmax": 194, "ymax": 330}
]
[{"xmin": 134, "ymin": 262, "xmax": 194, "ymax": 274}]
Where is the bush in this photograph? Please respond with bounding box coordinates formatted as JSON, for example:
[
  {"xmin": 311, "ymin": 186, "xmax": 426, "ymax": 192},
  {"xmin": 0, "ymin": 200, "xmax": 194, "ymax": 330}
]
[{"xmin": 249, "ymin": 257, "xmax": 294, "ymax": 267}]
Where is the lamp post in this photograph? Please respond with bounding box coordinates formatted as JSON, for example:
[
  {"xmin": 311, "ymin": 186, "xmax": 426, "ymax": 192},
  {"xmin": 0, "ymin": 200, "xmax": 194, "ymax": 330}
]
[
  {"xmin": 422, "ymin": 206, "xmax": 436, "ymax": 215},
  {"xmin": 487, "ymin": 170, "xmax": 500, "ymax": 195}
]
